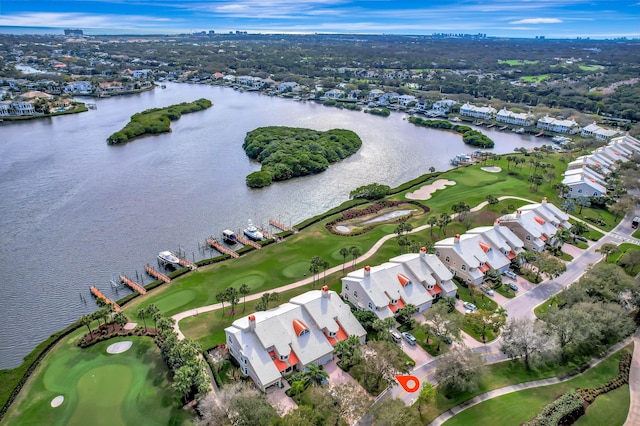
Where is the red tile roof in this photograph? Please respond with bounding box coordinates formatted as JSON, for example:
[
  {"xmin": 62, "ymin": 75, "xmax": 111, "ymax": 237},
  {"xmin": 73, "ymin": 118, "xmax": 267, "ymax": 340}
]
[
  {"xmin": 534, "ymin": 216, "xmax": 545, "ymax": 225},
  {"xmin": 478, "ymin": 242, "xmax": 491, "ymax": 253},
  {"xmin": 507, "ymin": 251, "xmax": 516, "ymax": 260},
  {"xmin": 427, "ymin": 284, "xmax": 442, "ymax": 296},
  {"xmin": 292, "ymin": 319, "xmax": 309, "ymax": 336},
  {"xmin": 397, "ymin": 273, "xmax": 411, "ymax": 287},
  {"xmin": 389, "ymin": 303, "xmax": 399, "ymax": 313}
]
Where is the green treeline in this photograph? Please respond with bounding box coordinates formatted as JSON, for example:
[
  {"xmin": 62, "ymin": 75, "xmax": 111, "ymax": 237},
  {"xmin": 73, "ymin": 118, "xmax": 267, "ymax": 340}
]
[
  {"xmin": 107, "ymin": 98, "xmax": 212, "ymax": 144},
  {"xmin": 408, "ymin": 117, "xmax": 495, "ymax": 148},
  {"xmin": 365, "ymin": 108, "xmax": 391, "ymax": 117},
  {"xmin": 243, "ymin": 126, "xmax": 362, "ymax": 188}
]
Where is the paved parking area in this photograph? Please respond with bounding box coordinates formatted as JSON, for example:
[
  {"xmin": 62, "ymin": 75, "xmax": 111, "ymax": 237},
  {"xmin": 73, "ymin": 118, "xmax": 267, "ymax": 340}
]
[
  {"xmin": 324, "ymin": 359, "xmax": 354, "ymax": 386},
  {"xmin": 561, "ymin": 242, "xmax": 585, "ymax": 259},
  {"xmin": 266, "ymin": 380, "xmax": 297, "ymax": 416},
  {"xmin": 401, "ymin": 338, "xmax": 435, "ymax": 365}
]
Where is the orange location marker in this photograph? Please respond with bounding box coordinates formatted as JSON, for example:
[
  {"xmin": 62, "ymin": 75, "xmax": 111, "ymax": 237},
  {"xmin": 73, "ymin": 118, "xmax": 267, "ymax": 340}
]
[{"xmin": 395, "ymin": 375, "xmax": 420, "ymax": 393}]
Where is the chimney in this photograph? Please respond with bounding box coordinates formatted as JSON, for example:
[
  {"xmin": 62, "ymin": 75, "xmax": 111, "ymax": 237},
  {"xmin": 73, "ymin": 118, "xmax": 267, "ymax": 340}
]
[
  {"xmin": 248, "ymin": 314, "xmax": 256, "ymax": 332},
  {"xmin": 454, "ymin": 234, "xmax": 460, "ymax": 244},
  {"xmin": 364, "ymin": 265, "xmax": 371, "ymax": 277},
  {"xmin": 420, "ymin": 247, "xmax": 427, "ymax": 258},
  {"xmin": 516, "ymin": 210, "xmax": 522, "ymax": 219},
  {"xmin": 494, "ymin": 219, "xmax": 500, "ymax": 229},
  {"xmin": 542, "ymin": 197, "xmax": 547, "ymax": 204},
  {"xmin": 321, "ymin": 285, "xmax": 329, "ymax": 298}
]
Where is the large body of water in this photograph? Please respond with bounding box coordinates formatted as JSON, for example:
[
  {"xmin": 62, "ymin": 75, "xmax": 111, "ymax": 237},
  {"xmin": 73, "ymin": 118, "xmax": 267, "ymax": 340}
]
[{"xmin": 0, "ymin": 83, "xmax": 549, "ymax": 368}]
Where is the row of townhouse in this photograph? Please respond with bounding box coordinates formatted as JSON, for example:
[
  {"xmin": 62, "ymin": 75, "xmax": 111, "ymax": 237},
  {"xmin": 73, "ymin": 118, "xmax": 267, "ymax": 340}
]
[
  {"xmin": 580, "ymin": 122, "xmax": 620, "ymax": 142},
  {"xmin": 496, "ymin": 108, "xmax": 535, "ymax": 127},
  {"xmin": 0, "ymin": 100, "xmax": 36, "ymax": 116},
  {"xmin": 562, "ymin": 135, "xmax": 640, "ymax": 198},
  {"xmin": 227, "ymin": 198, "xmax": 570, "ymax": 391},
  {"xmin": 225, "ymin": 287, "xmax": 366, "ymax": 392},
  {"xmin": 341, "ymin": 248, "xmax": 458, "ymax": 320},
  {"xmin": 536, "ymin": 116, "xmax": 581, "ymax": 134}
]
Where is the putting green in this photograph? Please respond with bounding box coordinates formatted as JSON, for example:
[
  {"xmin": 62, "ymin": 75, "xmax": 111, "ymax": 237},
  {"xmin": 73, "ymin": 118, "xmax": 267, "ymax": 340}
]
[
  {"xmin": 4, "ymin": 337, "xmax": 190, "ymax": 426},
  {"xmin": 69, "ymin": 364, "xmax": 132, "ymax": 425},
  {"xmin": 152, "ymin": 289, "xmax": 196, "ymax": 313},
  {"xmin": 229, "ymin": 274, "xmax": 266, "ymax": 290},
  {"xmin": 282, "ymin": 261, "xmax": 310, "ymax": 278}
]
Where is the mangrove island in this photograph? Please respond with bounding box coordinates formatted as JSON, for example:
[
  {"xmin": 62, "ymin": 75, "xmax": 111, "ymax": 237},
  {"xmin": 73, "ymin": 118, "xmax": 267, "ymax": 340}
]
[
  {"xmin": 242, "ymin": 126, "xmax": 362, "ymax": 187},
  {"xmin": 409, "ymin": 117, "xmax": 495, "ymax": 148},
  {"xmin": 106, "ymin": 98, "xmax": 212, "ymax": 145}
]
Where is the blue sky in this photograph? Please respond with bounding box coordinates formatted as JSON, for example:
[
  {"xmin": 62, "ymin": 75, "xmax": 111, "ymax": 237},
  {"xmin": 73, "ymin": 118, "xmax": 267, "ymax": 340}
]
[{"xmin": 0, "ymin": 0, "xmax": 638, "ymax": 38}]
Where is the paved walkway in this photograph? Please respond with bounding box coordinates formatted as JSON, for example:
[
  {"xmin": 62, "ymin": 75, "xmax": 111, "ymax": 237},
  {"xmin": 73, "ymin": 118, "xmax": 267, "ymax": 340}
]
[
  {"xmin": 429, "ymin": 331, "xmax": 639, "ymax": 426},
  {"xmin": 624, "ymin": 332, "xmax": 640, "ymax": 426}
]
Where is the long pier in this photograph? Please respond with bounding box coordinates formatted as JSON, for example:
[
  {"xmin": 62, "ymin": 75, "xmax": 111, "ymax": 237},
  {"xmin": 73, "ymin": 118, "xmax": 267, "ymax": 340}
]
[
  {"xmin": 269, "ymin": 219, "xmax": 298, "ymax": 233},
  {"xmin": 234, "ymin": 234, "xmax": 262, "ymax": 249},
  {"xmin": 177, "ymin": 257, "xmax": 197, "ymax": 270},
  {"xmin": 90, "ymin": 286, "xmax": 121, "ymax": 311},
  {"xmin": 145, "ymin": 265, "xmax": 171, "ymax": 284},
  {"xmin": 120, "ymin": 275, "xmax": 147, "ymax": 295},
  {"xmin": 258, "ymin": 227, "xmax": 279, "ymax": 241},
  {"xmin": 206, "ymin": 238, "xmax": 240, "ymax": 258}
]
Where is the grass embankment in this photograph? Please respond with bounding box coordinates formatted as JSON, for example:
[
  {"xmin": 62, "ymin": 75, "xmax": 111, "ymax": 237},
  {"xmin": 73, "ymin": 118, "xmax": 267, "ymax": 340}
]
[
  {"xmin": 106, "ymin": 98, "xmax": 212, "ymax": 144},
  {"xmin": 442, "ymin": 346, "xmax": 631, "ymax": 426},
  {"xmin": 3, "ymin": 331, "xmax": 190, "ymax": 425}
]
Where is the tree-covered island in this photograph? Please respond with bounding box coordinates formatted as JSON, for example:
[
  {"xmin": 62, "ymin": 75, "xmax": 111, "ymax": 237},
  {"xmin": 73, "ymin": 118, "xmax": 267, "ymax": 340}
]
[
  {"xmin": 242, "ymin": 126, "xmax": 362, "ymax": 187},
  {"xmin": 408, "ymin": 117, "xmax": 495, "ymax": 148},
  {"xmin": 106, "ymin": 98, "xmax": 212, "ymax": 144}
]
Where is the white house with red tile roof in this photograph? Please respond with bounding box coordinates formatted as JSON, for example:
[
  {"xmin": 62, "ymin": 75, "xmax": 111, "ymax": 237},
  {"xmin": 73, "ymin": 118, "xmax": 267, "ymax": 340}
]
[
  {"xmin": 341, "ymin": 249, "xmax": 456, "ymax": 320},
  {"xmin": 434, "ymin": 229, "xmax": 516, "ymax": 286},
  {"xmin": 224, "ymin": 287, "xmax": 365, "ymax": 392},
  {"xmin": 497, "ymin": 199, "xmax": 569, "ymax": 252},
  {"xmin": 466, "ymin": 220, "xmax": 525, "ymax": 260}
]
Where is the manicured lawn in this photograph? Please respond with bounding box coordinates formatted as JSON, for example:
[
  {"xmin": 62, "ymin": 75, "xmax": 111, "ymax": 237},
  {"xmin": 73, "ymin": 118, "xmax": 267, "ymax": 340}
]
[
  {"xmin": 573, "ymin": 385, "xmax": 629, "ymax": 426},
  {"xmin": 633, "ymin": 229, "xmax": 640, "ymax": 239},
  {"xmin": 441, "ymin": 346, "xmax": 630, "ymax": 426},
  {"xmin": 3, "ymin": 333, "xmax": 190, "ymax": 426},
  {"xmin": 522, "ymin": 75, "xmax": 550, "ymax": 82}
]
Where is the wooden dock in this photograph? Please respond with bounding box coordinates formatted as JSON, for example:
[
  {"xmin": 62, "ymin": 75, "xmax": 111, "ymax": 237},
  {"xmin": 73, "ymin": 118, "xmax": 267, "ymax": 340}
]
[
  {"xmin": 234, "ymin": 234, "xmax": 262, "ymax": 249},
  {"xmin": 145, "ymin": 265, "xmax": 170, "ymax": 284},
  {"xmin": 269, "ymin": 219, "xmax": 298, "ymax": 233},
  {"xmin": 499, "ymin": 125, "xmax": 508, "ymax": 130},
  {"xmin": 120, "ymin": 275, "xmax": 147, "ymax": 295},
  {"xmin": 258, "ymin": 227, "xmax": 278, "ymax": 241},
  {"xmin": 206, "ymin": 238, "xmax": 240, "ymax": 258},
  {"xmin": 90, "ymin": 286, "xmax": 121, "ymax": 311},
  {"xmin": 177, "ymin": 257, "xmax": 197, "ymax": 270},
  {"xmin": 535, "ymin": 131, "xmax": 544, "ymax": 137},
  {"xmin": 486, "ymin": 123, "xmax": 495, "ymax": 128}
]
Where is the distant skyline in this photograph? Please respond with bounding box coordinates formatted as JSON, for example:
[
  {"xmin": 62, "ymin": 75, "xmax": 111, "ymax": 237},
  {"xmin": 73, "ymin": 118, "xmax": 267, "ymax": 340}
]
[{"xmin": 0, "ymin": 1, "xmax": 639, "ymax": 39}]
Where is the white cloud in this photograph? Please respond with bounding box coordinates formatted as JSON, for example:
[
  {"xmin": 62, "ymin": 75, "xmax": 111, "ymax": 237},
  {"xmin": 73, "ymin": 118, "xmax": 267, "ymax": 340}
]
[{"xmin": 509, "ymin": 18, "xmax": 563, "ymax": 24}]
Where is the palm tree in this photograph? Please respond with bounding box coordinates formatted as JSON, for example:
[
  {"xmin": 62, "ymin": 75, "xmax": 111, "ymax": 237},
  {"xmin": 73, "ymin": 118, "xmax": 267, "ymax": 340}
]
[
  {"xmin": 239, "ymin": 283, "xmax": 250, "ymax": 312},
  {"xmin": 339, "ymin": 247, "xmax": 349, "ymax": 274},
  {"xmin": 216, "ymin": 291, "xmax": 226, "ymax": 316},
  {"xmin": 349, "ymin": 246, "xmax": 361, "ymax": 269},
  {"xmin": 114, "ymin": 312, "xmax": 128, "ymax": 331},
  {"xmin": 226, "ymin": 286, "xmax": 239, "ymax": 317},
  {"xmin": 429, "ymin": 166, "xmax": 436, "ymax": 173},
  {"xmin": 321, "ymin": 260, "xmax": 330, "ymax": 283},
  {"xmin": 138, "ymin": 308, "xmax": 148, "ymax": 331},
  {"xmin": 427, "ymin": 216, "xmax": 438, "ymax": 238},
  {"xmin": 80, "ymin": 314, "xmax": 94, "ymax": 338},
  {"xmin": 146, "ymin": 304, "xmax": 160, "ymax": 328},
  {"xmin": 576, "ymin": 196, "xmax": 591, "ymax": 214},
  {"xmin": 305, "ymin": 363, "xmax": 329, "ymax": 386},
  {"xmin": 438, "ymin": 213, "xmax": 451, "ymax": 236},
  {"xmin": 309, "ymin": 256, "xmax": 323, "ymax": 287}
]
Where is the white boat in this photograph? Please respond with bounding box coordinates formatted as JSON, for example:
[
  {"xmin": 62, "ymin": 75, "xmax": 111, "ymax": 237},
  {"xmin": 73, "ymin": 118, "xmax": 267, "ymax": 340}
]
[
  {"xmin": 158, "ymin": 251, "xmax": 180, "ymax": 265},
  {"xmin": 243, "ymin": 220, "xmax": 264, "ymax": 241},
  {"xmin": 222, "ymin": 229, "xmax": 238, "ymax": 244}
]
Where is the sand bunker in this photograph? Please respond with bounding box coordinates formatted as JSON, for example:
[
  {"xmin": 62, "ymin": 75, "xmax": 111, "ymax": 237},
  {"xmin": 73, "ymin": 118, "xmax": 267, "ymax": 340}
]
[
  {"xmin": 107, "ymin": 341, "xmax": 133, "ymax": 354},
  {"xmin": 481, "ymin": 166, "xmax": 502, "ymax": 173},
  {"xmin": 406, "ymin": 179, "xmax": 456, "ymax": 200},
  {"xmin": 51, "ymin": 395, "xmax": 64, "ymax": 408}
]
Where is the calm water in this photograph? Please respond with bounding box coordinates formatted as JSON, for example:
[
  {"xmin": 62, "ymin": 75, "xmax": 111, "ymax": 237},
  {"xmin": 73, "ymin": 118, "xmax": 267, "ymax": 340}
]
[{"xmin": 0, "ymin": 83, "xmax": 548, "ymax": 368}]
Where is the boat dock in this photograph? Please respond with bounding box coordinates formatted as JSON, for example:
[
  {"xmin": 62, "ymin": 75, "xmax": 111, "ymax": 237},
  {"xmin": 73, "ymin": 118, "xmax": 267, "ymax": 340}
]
[
  {"xmin": 499, "ymin": 125, "xmax": 508, "ymax": 130},
  {"xmin": 90, "ymin": 286, "xmax": 121, "ymax": 311},
  {"xmin": 145, "ymin": 265, "xmax": 171, "ymax": 284},
  {"xmin": 120, "ymin": 275, "xmax": 147, "ymax": 295},
  {"xmin": 177, "ymin": 257, "xmax": 197, "ymax": 270},
  {"xmin": 535, "ymin": 131, "xmax": 544, "ymax": 137},
  {"xmin": 258, "ymin": 227, "xmax": 279, "ymax": 241},
  {"xmin": 206, "ymin": 238, "xmax": 240, "ymax": 258},
  {"xmin": 269, "ymin": 219, "xmax": 298, "ymax": 233},
  {"xmin": 234, "ymin": 234, "xmax": 262, "ymax": 249}
]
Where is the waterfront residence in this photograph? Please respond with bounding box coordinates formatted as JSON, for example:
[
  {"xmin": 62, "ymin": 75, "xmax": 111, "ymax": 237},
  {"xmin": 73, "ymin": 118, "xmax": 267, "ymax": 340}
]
[
  {"xmin": 0, "ymin": 100, "xmax": 36, "ymax": 116},
  {"xmin": 277, "ymin": 82, "xmax": 299, "ymax": 93},
  {"xmin": 342, "ymin": 248, "xmax": 456, "ymax": 320},
  {"xmin": 432, "ymin": 99, "xmax": 457, "ymax": 114},
  {"xmin": 324, "ymin": 89, "xmax": 344, "ymax": 100},
  {"xmin": 536, "ymin": 116, "xmax": 581, "ymax": 134},
  {"xmin": 63, "ymin": 80, "xmax": 93, "ymax": 94},
  {"xmin": 236, "ymin": 76, "xmax": 264, "ymax": 89},
  {"xmin": 225, "ymin": 287, "xmax": 366, "ymax": 392},
  {"xmin": 497, "ymin": 199, "xmax": 570, "ymax": 251},
  {"xmin": 368, "ymin": 89, "xmax": 384, "ymax": 102},
  {"xmin": 496, "ymin": 108, "xmax": 535, "ymax": 127},
  {"xmin": 581, "ymin": 122, "xmax": 620, "ymax": 141},
  {"xmin": 398, "ymin": 94, "xmax": 417, "ymax": 107},
  {"xmin": 460, "ymin": 103, "xmax": 496, "ymax": 120}
]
